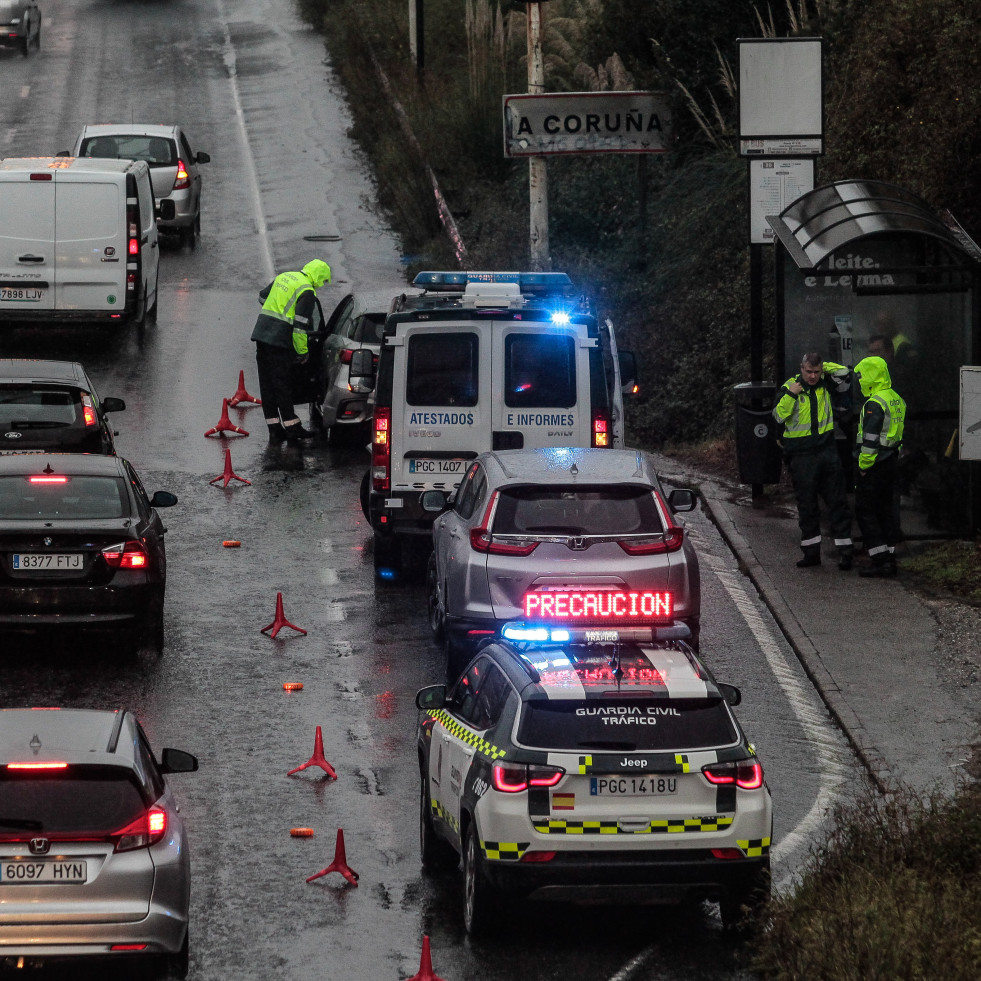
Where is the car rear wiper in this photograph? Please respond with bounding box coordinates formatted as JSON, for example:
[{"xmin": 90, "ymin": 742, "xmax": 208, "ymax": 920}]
[{"xmin": 0, "ymin": 817, "xmax": 44, "ymax": 830}]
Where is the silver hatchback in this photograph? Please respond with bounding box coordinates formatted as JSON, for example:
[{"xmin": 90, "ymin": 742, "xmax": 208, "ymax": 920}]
[
  {"xmin": 0, "ymin": 707, "xmax": 197, "ymax": 976},
  {"xmin": 426, "ymin": 447, "xmax": 701, "ymax": 673}
]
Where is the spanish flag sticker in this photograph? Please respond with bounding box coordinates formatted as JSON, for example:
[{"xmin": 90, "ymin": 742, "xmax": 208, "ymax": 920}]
[{"xmin": 552, "ymin": 793, "xmax": 575, "ymax": 811}]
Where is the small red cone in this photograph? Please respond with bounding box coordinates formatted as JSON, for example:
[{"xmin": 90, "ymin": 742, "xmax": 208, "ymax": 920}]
[
  {"xmin": 287, "ymin": 725, "xmax": 337, "ymax": 779},
  {"xmin": 407, "ymin": 936, "xmax": 448, "ymax": 981},
  {"xmin": 260, "ymin": 592, "xmax": 307, "ymax": 639},
  {"xmin": 204, "ymin": 398, "xmax": 249, "ymax": 438},
  {"xmin": 228, "ymin": 370, "xmax": 262, "ymax": 407},
  {"xmin": 208, "ymin": 447, "xmax": 251, "ymax": 487},
  {"xmin": 305, "ymin": 828, "xmax": 359, "ymax": 886}
]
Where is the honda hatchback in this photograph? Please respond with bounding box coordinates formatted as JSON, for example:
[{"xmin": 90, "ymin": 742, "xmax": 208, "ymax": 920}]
[{"xmin": 0, "ymin": 707, "xmax": 198, "ymax": 976}]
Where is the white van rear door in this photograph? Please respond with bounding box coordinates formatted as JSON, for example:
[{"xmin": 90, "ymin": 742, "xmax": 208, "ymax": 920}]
[
  {"xmin": 491, "ymin": 323, "xmax": 591, "ymax": 449},
  {"xmin": 53, "ymin": 179, "xmax": 126, "ymax": 312},
  {"xmin": 0, "ymin": 176, "xmax": 55, "ymax": 312},
  {"xmin": 390, "ymin": 325, "xmax": 490, "ymax": 491}
]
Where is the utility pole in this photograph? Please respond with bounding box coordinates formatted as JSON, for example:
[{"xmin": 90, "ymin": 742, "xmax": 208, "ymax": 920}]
[{"xmin": 527, "ymin": 2, "xmax": 549, "ymax": 270}]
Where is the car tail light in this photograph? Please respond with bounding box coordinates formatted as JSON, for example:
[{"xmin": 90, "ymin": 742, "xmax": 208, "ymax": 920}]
[
  {"xmin": 112, "ymin": 806, "xmax": 167, "ymax": 852},
  {"xmin": 492, "ymin": 762, "xmax": 564, "ymax": 793},
  {"xmin": 339, "ymin": 349, "xmax": 354, "ymax": 365},
  {"xmin": 82, "ymin": 395, "xmax": 97, "ymax": 427},
  {"xmin": 127, "ymin": 203, "xmax": 139, "ymax": 257},
  {"xmin": 701, "ymin": 760, "xmax": 764, "ymax": 790},
  {"xmin": 29, "ymin": 475, "xmax": 68, "ymax": 484},
  {"xmin": 102, "ymin": 541, "xmax": 150, "ymax": 569},
  {"xmin": 618, "ymin": 490, "xmax": 685, "ymax": 555},
  {"xmin": 172, "ymin": 159, "xmax": 191, "ymax": 191},
  {"xmin": 372, "ymin": 407, "xmax": 391, "ymax": 492},
  {"xmin": 470, "ymin": 492, "xmax": 539, "ymax": 556},
  {"xmin": 7, "ymin": 761, "xmax": 68, "ymax": 770},
  {"xmin": 111, "ymin": 945, "xmax": 149, "ymax": 952},
  {"xmin": 592, "ymin": 409, "xmax": 610, "ymax": 448}
]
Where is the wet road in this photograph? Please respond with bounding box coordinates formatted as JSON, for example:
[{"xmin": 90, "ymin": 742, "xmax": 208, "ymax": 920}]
[{"xmin": 0, "ymin": 0, "xmax": 863, "ymax": 977}]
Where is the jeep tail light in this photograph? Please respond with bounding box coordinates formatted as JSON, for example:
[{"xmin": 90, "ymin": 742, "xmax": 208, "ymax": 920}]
[
  {"xmin": 113, "ymin": 805, "xmax": 167, "ymax": 852},
  {"xmin": 172, "ymin": 159, "xmax": 191, "ymax": 191},
  {"xmin": 470, "ymin": 492, "xmax": 539, "ymax": 556},
  {"xmin": 701, "ymin": 760, "xmax": 764, "ymax": 790},
  {"xmin": 592, "ymin": 409, "xmax": 610, "ymax": 448},
  {"xmin": 102, "ymin": 541, "xmax": 150, "ymax": 569},
  {"xmin": 492, "ymin": 762, "xmax": 564, "ymax": 793},
  {"xmin": 372, "ymin": 407, "xmax": 391, "ymax": 492}
]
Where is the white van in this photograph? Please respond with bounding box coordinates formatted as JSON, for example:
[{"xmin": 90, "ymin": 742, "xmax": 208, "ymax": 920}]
[
  {"xmin": 0, "ymin": 157, "xmax": 167, "ymax": 327},
  {"xmin": 360, "ymin": 270, "xmax": 637, "ymax": 577}
]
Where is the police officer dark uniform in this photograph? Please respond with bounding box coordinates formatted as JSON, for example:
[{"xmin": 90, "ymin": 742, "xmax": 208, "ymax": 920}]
[
  {"xmin": 251, "ymin": 259, "xmax": 331, "ymax": 442},
  {"xmin": 774, "ymin": 352, "xmax": 855, "ymax": 569},
  {"xmin": 853, "ymin": 355, "xmax": 906, "ymax": 577}
]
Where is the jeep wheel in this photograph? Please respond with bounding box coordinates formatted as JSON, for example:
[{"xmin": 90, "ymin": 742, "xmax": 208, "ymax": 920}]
[
  {"xmin": 419, "ymin": 772, "xmax": 456, "ymax": 871},
  {"xmin": 462, "ymin": 823, "xmax": 499, "ymax": 937}
]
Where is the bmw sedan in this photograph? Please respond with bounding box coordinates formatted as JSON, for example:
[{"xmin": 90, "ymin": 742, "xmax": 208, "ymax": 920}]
[
  {"xmin": 425, "ymin": 447, "xmax": 701, "ymax": 673},
  {"xmin": 0, "ymin": 454, "xmax": 177, "ymax": 651}
]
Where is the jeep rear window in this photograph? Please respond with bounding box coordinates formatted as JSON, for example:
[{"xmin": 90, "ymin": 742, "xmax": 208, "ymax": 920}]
[
  {"xmin": 0, "ymin": 476, "xmax": 128, "ymax": 520},
  {"xmin": 516, "ymin": 699, "xmax": 737, "ymax": 752},
  {"xmin": 505, "ymin": 333, "xmax": 576, "ymax": 408},
  {"xmin": 493, "ymin": 485, "xmax": 662, "ymax": 536},
  {"xmin": 406, "ymin": 332, "xmax": 478, "ymax": 406},
  {"xmin": 0, "ymin": 767, "xmax": 146, "ymax": 834},
  {"xmin": 0, "ymin": 386, "xmax": 81, "ymax": 430}
]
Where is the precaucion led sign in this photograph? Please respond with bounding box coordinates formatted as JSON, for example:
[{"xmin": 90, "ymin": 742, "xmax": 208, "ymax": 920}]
[{"xmin": 523, "ymin": 590, "xmax": 673, "ymax": 621}]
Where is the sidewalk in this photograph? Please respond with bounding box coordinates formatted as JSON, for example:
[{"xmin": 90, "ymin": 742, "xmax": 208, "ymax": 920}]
[{"xmin": 660, "ymin": 458, "xmax": 980, "ymax": 794}]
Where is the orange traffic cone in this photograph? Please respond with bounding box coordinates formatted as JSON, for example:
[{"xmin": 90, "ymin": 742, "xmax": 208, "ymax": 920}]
[
  {"xmin": 260, "ymin": 592, "xmax": 307, "ymax": 638},
  {"xmin": 287, "ymin": 726, "xmax": 337, "ymax": 779},
  {"xmin": 407, "ymin": 937, "xmax": 448, "ymax": 981},
  {"xmin": 305, "ymin": 828, "xmax": 359, "ymax": 886},
  {"xmin": 208, "ymin": 447, "xmax": 251, "ymax": 487},
  {"xmin": 204, "ymin": 398, "xmax": 249, "ymax": 437},
  {"xmin": 228, "ymin": 370, "xmax": 261, "ymax": 407}
]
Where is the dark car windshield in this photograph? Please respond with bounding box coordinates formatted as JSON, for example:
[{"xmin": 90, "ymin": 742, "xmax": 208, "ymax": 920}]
[
  {"xmin": 0, "ymin": 767, "xmax": 146, "ymax": 834},
  {"xmin": 0, "ymin": 475, "xmax": 128, "ymax": 519},
  {"xmin": 80, "ymin": 135, "xmax": 176, "ymax": 167},
  {"xmin": 0, "ymin": 386, "xmax": 85, "ymax": 430},
  {"xmin": 493, "ymin": 485, "xmax": 662, "ymax": 536},
  {"xmin": 516, "ymin": 698, "xmax": 737, "ymax": 752}
]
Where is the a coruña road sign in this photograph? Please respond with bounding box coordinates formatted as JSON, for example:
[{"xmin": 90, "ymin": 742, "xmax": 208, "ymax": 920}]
[{"xmin": 503, "ymin": 92, "xmax": 672, "ymax": 157}]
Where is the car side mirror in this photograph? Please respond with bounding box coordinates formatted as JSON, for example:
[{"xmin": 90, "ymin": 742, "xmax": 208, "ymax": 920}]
[
  {"xmin": 421, "ymin": 490, "xmax": 447, "ymax": 513},
  {"xmin": 718, "ymin": 683, "xmax": 742, "ymax": 707},
  {"xmin": 102, "ymin": 397, "xmax": 126, "ymax": 413},
  {"xmin": 150, "ymin": 491, "xmax": 178, "ymax": 508},
  {"xmin": 619, "ymin": 349, "xmax": 638, "ymax": 394},
  {"xmin": 157, "ymin": 199, "xmax": 177, "ymax": 221},
  {"xmin": 667, "ymin": 488, "xmax": 697, "ymax": 512},
  {"xmin": 160, "ymin": 747, "xmax": 199, "ymax": 773},
  {"xmin": 196, "ymin": 151, "xmax": 210, "ymax": 164},
  {"xmin": 349, "ymin": 349, "xmax": 376, "ymax": 387},
  {"xmin": 416, "ymin": 685, "xmax": 446, "ymax": 711}
]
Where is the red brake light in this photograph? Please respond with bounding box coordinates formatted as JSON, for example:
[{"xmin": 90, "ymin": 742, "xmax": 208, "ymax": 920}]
[
  {"xmin": 172, "ymin": 159, "xmax": 191, "ymax": 190},
  {"xmin": 701, "ymin": 760, "xmax": 764, "ymax": 790},
  {"xmin": 469, "ymin": 491, "xmax": 539, "ymax": 556},
  {"xmin": 7, "ymin": 762, "xmax": 68, "ymax": 770},
  {"xmin": 340, "ymin": 349, "xmax": 353, "ymax": 365},
  {"xmin": 82, "ymin": 397, "xmax": 97, "ymax": 427},
  {"xmin": 492, "ymin": 763, "xmax": 564, "ymax": 793},
  {"xmin": 112, "ymin": 806, "xmax": 167, "ymax": 852},
  {"xmin": 102, "ymin": 541, "xmax": 150, "ymax": 569},
  {"xmin": 29, "ymin": 475, "xmax": 68, "ymax": 484},
  {"xmin": 372, "ymin": 408, "xmax": 391, "ymax": 492},
  {"xmin": 592, "ymin": 409, "xmax": 610, "ymax": 447}
]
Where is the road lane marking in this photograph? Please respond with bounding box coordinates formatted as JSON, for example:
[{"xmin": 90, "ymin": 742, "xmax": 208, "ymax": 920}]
[{"xmin": 21, "ymin": 86, "xmax": 30, "ymax": 99}]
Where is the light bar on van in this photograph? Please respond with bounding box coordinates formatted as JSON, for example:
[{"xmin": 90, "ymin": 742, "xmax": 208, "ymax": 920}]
[
  {"xmin": 412, "ymin": 271, "xmax": 574, "ymax": 293},
  {"xmin": 523, "ymin": 590, "xmax": 673, "ymax": 621}
]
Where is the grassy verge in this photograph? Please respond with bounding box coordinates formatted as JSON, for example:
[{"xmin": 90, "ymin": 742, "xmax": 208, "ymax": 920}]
[{"xmin": 901, "ymin": 540, "xmax": 981, "ymax": 605}]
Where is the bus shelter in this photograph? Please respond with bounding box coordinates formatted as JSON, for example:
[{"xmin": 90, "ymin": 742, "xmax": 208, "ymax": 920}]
[{"xmin": 767, "ymin": 179, "xmax": 981, "ymax": 536}]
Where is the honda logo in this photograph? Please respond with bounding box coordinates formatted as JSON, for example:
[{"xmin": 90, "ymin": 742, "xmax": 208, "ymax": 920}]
[
  {"xmin": 29, "ymin": 838, "xmax": 50, "ymax": 855},
  {"xmin": 568, "ymin": 536, "xmax": 587, "ymax": 551}
]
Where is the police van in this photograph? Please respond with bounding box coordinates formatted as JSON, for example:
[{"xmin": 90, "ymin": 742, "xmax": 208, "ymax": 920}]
[
  {"xmin": 0, "ymin": 157, "xmax": 170, "ymax": 327},
  {"xmin": 358, "ymin": 271, "xmax": 637, "ymax": 577}
]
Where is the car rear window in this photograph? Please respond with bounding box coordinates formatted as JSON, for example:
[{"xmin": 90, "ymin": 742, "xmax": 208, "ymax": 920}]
[
  {"xmin": 0, "ymin": 475, "xmax": 128, "ymax": 520},
  {"xmin": 493, "ymin": 485, "xmax": 662, "ymax": 536},
  {"xmin": 504, "ymin": 333, "xmax": 576, "ymax": 408},
  {"xmin": 0, "ymin": 767, "xmax": 146, "ymax": 834},
  {"xmin": 351, "ymin": 313, "xmax": 386, "ymax": 344},
  {"xmin": 406, "ymin": 332, "xmax": 478, "ymax": 407},
  {"xmin": 516, "ymin": 699, "xmax": 737, "ymax": 752},
  {"xmin": 0, "ymin": 386, "xmax": 83, "ymax": 430},
  {"xmin": 80, "ymin": 135, "xmax": 176, "ymax": 167}
]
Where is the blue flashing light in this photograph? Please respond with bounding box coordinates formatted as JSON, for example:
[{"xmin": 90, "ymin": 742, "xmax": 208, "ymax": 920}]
[
  {"xmin": 501, "ymin": 624, "xmax": 571, "ymax": 643},
  {"xmin": 377, "ymin": 567, "xmax": 398, "ymax": 581},
  {"xmin": 550, "ymin": 311, "xmax": 571, "ymax": 326}
]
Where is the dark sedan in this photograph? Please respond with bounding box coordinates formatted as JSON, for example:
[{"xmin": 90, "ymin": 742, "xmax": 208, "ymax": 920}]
[
  {"xmin": 0, "ymin": 454, "xmax": 177, "ymax": 652},
  {"xmin": 0, "ymin": 0, "xmax": 40, "ymax": 55}
]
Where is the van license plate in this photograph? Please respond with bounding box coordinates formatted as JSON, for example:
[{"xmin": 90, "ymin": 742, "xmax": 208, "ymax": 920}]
[
  {"xmin": 408, "ymin": 459, "xmax": 466, "ymax": 474},
  {"xmin": 590, "ymin": 777, "xmax": 678, "ymax": 796},
  {"xmin": 13, "ymin": 553, "xmax": 84, "ymax": 570},
  {"xmin": 1, "ymin": 860, "xmax": 87, "ymax": 883},
  {"xmin": 0, "ymin": 288, "xmax": 45, "ymax": 302}
]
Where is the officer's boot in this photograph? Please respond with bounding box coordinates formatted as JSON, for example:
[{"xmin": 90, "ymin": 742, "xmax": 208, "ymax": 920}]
[
  {"xmin": 283, "ymin": 419, "xmax": 316, "ymax": 442},
  {"xmin": 838, "ymin": 549, "xmax": 853, "ymax": 572},
  {"xmin": 796, "ymin": 549, "xmax": 821, "ymax": 568},
  {"xmin": 267, "ymin": 420, "xmax": 287, "ymax": 442},
  {"xmin": 860, "ymin": 553, "xmax": 895, "ymax": 578}
]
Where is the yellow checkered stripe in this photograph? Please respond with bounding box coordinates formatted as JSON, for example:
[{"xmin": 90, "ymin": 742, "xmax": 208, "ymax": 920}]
[
  {"xmin": 430, "ymin": 797, "xmax": 460, "ymax": 834},
  {"xmin": 738, "ymin": 837, "xmax": 771, "ymax": 857},
  {"xmin": 481, "ymin": 840, "xmax": 529, "ymax": 861},
  {"xmin": 578, "ymin": 755, "xmax": 592, "ymax": 773},
  {"xmin": 532, "ymin": 815, "xmax": 734, "ymax": 835},
  {"xmin": 430, "ymin": 711, "xmax": 507, "ymax": 760},
  {"xmin": 675, "ymin": 754, "xmax": 690, "ymax": 772}
]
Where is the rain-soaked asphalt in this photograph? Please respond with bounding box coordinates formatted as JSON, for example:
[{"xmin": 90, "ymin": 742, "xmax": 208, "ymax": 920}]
[{"xmin": 0, "ymin": 0, "xmax": 864, "ymax": 977}]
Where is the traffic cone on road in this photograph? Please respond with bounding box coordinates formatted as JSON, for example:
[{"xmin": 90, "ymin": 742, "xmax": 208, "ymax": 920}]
[
  {"xmin": 228, "ymin": 370, "xmax": 261, "ymax": 407},
  {"xmin": 260, "ymin": 592, "xmax": 307, "ymax": 638},
  {"xmin": 287, "ymin": 725, "xmax": 337, "ymax": 779},
  {"xmin": 204, "ymin": 398, "xmax": 249, "ymax": 437},
  {"xmin": 208, "ymin": 447, "xmax": 251, "ymax": 487},
  {"xmin": 407, "ymin": 936, "xmax": 448, "ymax": 981},
  {"xmin": 305, "ymin": 828, "xmax": 359, "ymax": 886}
]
